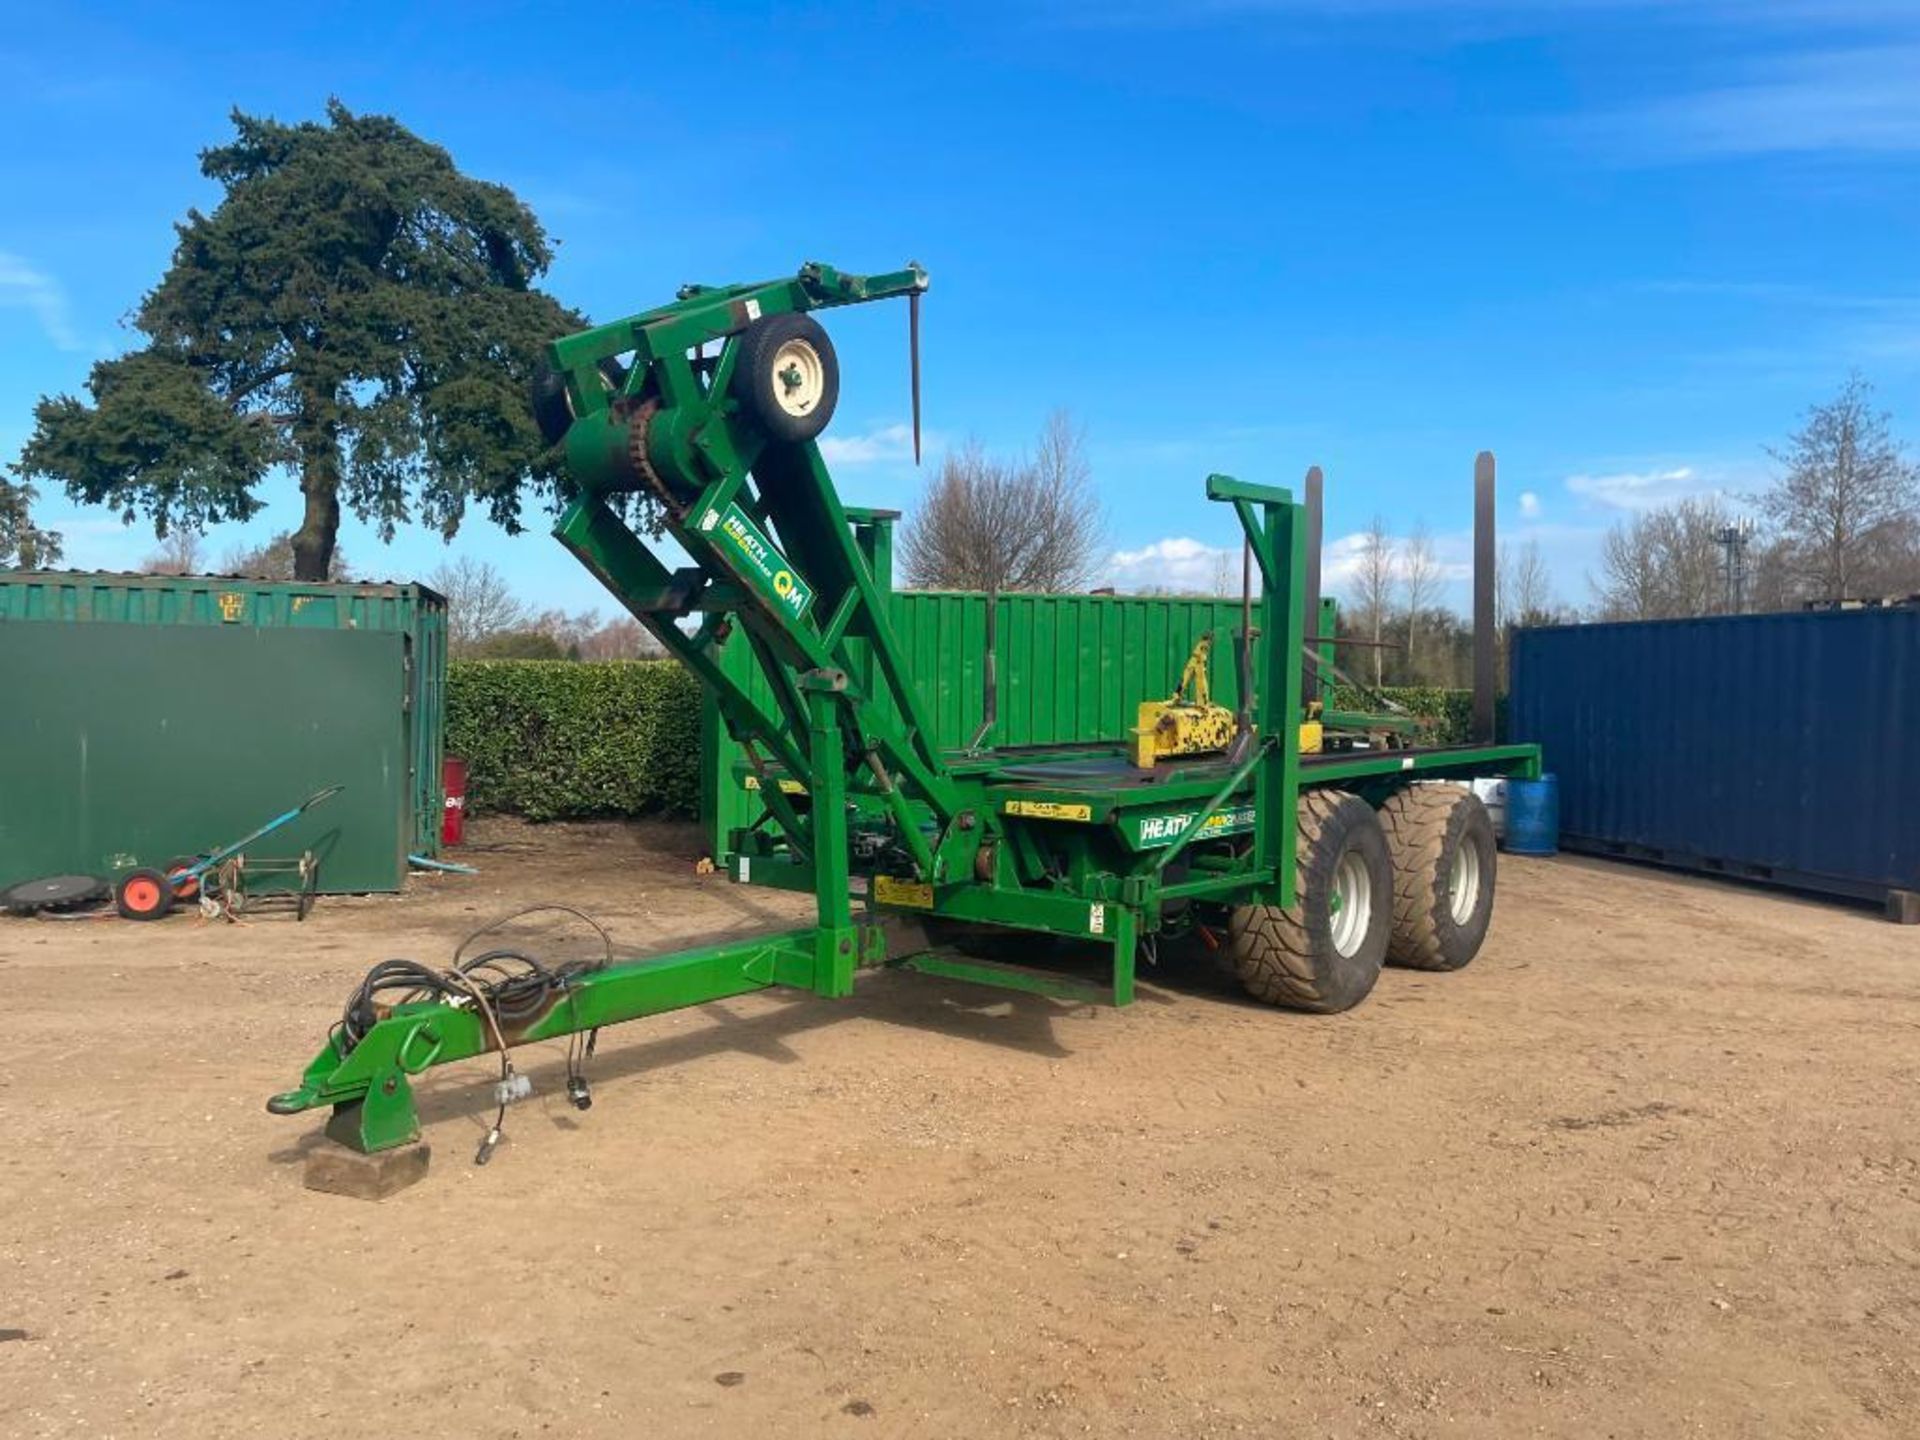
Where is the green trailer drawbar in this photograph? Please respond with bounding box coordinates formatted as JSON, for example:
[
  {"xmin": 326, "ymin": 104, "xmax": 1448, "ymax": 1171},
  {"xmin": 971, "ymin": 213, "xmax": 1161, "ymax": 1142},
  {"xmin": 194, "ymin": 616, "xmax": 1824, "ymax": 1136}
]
[
  {"xmin": 0, "ymin": 573, "xmax": 446, "ymax": 893},
  {"xmin": 266, "ymin": 261, "xmax": 1540, "ymax": 1180}
]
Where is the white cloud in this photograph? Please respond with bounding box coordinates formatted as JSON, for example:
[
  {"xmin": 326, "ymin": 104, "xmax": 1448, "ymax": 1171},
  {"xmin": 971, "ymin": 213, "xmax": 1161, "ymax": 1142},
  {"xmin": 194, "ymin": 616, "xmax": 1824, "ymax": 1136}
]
[
  {"xmin": 1107, "ymin": 536, "xmax": 1240, "ymax": 594},
  {"xmin": 818, "ymin": 423, "xmax": 929, "ymax": 465},
  {"xmin": 1581, "ymin": 46, "xmax": 1920, "ymax": 161},
  {"xmin": 0, "ymin": 252, "xmax": 82, "ymax": 352},
  {"xmin": 1518, "ymin": 490, "xmax": 1542, "ymax": 519},
  {"xmin": 1323, "ymin": 529, "xmax": 1474, "ymax": 588},
  {"xmin": 1564, "ymin": 465, "xmax": 1722, "ymax": 510}
]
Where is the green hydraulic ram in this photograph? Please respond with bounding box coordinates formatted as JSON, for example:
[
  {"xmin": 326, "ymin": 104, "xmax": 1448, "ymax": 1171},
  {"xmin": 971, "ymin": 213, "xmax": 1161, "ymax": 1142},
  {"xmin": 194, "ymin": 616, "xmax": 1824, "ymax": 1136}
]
[{"xmin": 268, "ymin": 261, "xmax": 1542, "ymax": 1156}]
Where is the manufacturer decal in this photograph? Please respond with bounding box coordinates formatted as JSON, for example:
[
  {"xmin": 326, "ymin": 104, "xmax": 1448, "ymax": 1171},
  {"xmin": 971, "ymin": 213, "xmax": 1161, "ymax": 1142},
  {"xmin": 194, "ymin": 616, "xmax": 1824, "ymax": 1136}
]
[
  {"xmin": 1128, "ymin": 804, "xmax": 1258, "ymax": 849},
  {"xmin": 706, "ymin": 502, "xmax": 814, "ymax": 620}
]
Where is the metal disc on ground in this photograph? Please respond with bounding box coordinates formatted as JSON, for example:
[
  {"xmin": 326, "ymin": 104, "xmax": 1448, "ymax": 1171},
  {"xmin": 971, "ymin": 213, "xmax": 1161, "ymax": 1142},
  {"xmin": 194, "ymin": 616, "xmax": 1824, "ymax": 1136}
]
[{"xmin": 1, "ymin": 874, "xmax": 109, "ymax": 914}]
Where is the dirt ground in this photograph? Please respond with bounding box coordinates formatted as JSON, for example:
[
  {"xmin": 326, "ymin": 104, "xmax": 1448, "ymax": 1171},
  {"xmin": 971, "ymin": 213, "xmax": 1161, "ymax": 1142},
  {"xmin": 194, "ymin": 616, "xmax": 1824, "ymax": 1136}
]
[{"xmin": 1, "ymin": 816, "xmax": 1915, "ymax": 1439}]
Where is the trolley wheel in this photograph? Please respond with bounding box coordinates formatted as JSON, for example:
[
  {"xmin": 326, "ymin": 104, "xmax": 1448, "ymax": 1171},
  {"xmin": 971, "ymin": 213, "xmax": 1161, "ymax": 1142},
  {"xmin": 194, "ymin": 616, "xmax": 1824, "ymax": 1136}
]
[
  {"xmin": 115, "ymin": 868, "xmax": 176, "ymax": 922},
  {"xmin": 732, "ymin": 313, "xmax": 840, "ymax": 444},
  {"xmin": 1379, "ymin": 784, "xmax": 1496, "ymax": 971},
  {"xmin": 164, "ymin": 856, "xmax": 202, "ymax": 902},
  {"xmin": 1225, "ymin": 790, "xmax": 1392, "ymax": 1014}
]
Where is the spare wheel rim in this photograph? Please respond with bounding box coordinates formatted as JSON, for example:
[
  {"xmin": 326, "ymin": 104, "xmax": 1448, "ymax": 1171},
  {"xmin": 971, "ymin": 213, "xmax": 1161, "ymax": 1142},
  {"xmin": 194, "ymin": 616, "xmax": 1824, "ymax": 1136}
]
[{"xmin": 771, "ymin": 338, "xmax": 825, "ymax": 417}]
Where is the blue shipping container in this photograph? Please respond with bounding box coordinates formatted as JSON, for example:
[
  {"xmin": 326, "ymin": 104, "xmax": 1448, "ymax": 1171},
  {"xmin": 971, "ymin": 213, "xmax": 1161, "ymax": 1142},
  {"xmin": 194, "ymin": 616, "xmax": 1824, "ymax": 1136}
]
[{"xmin": 1509, "ymin": 608, "xmax": 1919, "ymax": 912}]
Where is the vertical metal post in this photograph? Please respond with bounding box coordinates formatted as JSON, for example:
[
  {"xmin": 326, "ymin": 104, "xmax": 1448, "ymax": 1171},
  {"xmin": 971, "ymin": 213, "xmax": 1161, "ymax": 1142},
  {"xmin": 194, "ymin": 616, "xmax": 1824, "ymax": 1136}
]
[
  {"xmin": 1472, "ymin": 451, "xmax": 1497, "ymax": 743},
  {"xmin": 850, "ymin": 509, "xmax": 896, "ymax": 712},
  {"xmin": 1245, "ymin": 496, "xmax": 1305, "ymax": 908},
  {"xmin": 806, "ymin": 684, "xmax": 856, "ymax": 997},
  {"xmin": 1111, "ymin": 905, "xmax": 1138, "ymax": 1007},
  {"xmin": 1302, "ymin": 465, "xmax": 1323, "ymax": 705},
  {"xmin": 1230, "ymin": 544, "xmax": 1254, "ymax": 759}
]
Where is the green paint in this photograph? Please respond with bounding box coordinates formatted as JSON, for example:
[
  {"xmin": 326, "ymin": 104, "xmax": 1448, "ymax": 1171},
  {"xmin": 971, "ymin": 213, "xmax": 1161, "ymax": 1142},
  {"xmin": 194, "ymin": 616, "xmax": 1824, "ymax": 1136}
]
[
  {"xmin": 269, "ymin": 260, "xmax": 1544, "ymax": 1158},
  {"xmin": 1, "ymin": 620, "xmax": 415, "ymax": 893},
  {"xmin": 894, "ymin": 953, "xmax": 1110, "ymax": 1005}
]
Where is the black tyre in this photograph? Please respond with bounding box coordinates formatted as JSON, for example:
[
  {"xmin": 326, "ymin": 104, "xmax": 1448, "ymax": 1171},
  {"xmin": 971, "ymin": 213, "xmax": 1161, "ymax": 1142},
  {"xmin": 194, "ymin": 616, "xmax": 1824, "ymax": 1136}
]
[
  {"xmin": 1379, "ymin": 784, "xmax": 1496, "ymax": 971},
  {"xmin": 530, "ymin": 358, "xmax": 575, "ymax": 446},
  {"xmin": 1, "ymin": 873, "xmax": 107, "ymax": 914},
  {"xmin": 115, "ymin": 867, "xmax": 175, "ymax": 922},
  {"xmin": 1226, "ymin": 790, "xmax": 1392, "ymax": 1013},
  {"xmin": 732, "ymin": 312, "xmax": 839, "ymax": 443},
  {"xmin": 530, "ymin": 356, "xmax": 627, "ymax": 447}
]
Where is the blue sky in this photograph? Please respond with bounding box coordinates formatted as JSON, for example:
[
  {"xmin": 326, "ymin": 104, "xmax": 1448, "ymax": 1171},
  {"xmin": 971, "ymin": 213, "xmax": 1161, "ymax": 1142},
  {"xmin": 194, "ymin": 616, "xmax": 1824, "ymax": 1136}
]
[{"xmin": 3, "ymin": 0, "xmax": 1917, "ymax": 613}]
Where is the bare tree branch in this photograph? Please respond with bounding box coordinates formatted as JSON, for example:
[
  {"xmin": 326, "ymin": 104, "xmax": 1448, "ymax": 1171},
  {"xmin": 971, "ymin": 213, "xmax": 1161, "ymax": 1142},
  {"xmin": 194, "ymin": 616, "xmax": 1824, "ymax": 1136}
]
[
  {"xmin": 899, "ymin": 410, "xmax": 1106, "ymax": 593},
  {"xmin": 1354, "ymin": 515, "xmax": 1395, "ymax": 687},
  {"xmin": 430, "ymin": 556, "xmax": 528, "ymax": 655},
  {"xmin": 141, "ymin": 528, "xmax": 206, "ymax": 576},
  {"xmin": 1590, "ymin": 497, "xmax": 1730, "ymax": 620},
  {"xmin": 1400, "ymin": 521, "xmax": 1440, "ymax": 682},
  {"xmin": 1760, "ymin": 373, "xmax": 1919, "ymax": 603}
]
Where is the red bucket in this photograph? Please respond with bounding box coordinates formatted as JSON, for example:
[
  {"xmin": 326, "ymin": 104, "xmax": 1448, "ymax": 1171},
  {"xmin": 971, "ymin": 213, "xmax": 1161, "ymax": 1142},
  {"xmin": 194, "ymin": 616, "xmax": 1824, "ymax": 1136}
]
[{"xmin": 442, "ymin": 757, "xmax": 469, "ymax": 847}]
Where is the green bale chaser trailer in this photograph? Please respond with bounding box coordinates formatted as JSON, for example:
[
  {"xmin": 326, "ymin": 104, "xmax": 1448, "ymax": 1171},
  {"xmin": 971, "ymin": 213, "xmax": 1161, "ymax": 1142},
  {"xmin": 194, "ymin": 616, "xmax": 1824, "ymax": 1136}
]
[{"xmin": 269, "ymin": 263, "xmax": 1540, "ymax": 1170}]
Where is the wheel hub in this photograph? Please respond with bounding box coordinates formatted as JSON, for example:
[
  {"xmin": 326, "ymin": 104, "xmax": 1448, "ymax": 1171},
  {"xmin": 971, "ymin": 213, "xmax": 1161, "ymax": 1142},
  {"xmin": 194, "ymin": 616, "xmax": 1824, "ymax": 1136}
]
[
  {"xmin": 1329, "ymin": 850, "xmax": 1373, "ymax": 957},
  {"xmin": 771, "ymin": 338, "xmax": 826, "ymax": 417},
  {"xmin": 1448, "ymin": 840, "xmax": 1482, "ymax": 924}
]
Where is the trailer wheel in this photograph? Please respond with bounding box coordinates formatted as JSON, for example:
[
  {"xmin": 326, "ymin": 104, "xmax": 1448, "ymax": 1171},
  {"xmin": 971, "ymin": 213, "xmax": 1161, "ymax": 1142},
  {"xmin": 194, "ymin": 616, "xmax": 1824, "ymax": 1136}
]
[
  {"xmin": 115, "ymin": 868, "xmax": 175, "ymax": 921},
  {"xmin": 734, "ymin": 313, "xmax": 839, "ymax": 444},
  {"xmin": 1379, "ymin": 784, "xmax": 1496, "ymax": 971},
  {"xmin": 1226, "ymin": 790, "xmax": 1392, "ymax": 1013}
]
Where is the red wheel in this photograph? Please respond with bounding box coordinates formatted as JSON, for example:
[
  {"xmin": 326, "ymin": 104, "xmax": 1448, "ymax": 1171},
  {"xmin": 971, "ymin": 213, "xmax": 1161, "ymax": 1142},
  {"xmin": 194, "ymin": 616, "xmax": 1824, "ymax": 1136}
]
[
  {"xmin": 164, "ymin": 856, "xmax": 202, "ymax": 902},
  {"xmin": 115, "ymin": 868, "xmax": 176, "ymax": 921}
]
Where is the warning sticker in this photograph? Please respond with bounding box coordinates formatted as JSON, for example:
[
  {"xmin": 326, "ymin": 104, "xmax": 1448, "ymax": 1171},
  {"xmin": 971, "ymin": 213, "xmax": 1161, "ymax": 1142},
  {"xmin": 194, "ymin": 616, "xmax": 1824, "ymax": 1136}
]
[{"xmin": 1003, "ymin": 799, "xmax": 1094, "ymax": 822}]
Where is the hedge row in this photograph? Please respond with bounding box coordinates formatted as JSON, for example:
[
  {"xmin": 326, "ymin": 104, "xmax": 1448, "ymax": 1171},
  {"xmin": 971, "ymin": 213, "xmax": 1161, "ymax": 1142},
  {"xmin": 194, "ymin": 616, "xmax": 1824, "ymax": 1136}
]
[
  {"xmin": 444, "ymin": 661, "xmax": 1477, "ymax": 822},
  {"xmin": 1327, "ymin": 683, "xmax": 1477, "ymax": 745},
  {"xmin": 446, "ymin": 660, "xmax": 704, "ymax": 821}
]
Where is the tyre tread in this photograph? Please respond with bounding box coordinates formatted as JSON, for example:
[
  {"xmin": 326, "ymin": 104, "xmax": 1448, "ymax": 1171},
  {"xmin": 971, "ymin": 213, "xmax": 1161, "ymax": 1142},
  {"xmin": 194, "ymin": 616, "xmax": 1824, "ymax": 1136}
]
[
  {"xmin": 1229, "ymin": 789, "xmax": 1381, "ymax": 1012},
  {"xmin": 1380, "ymin": 785, "xmax": 1457, "ymax": 970}
]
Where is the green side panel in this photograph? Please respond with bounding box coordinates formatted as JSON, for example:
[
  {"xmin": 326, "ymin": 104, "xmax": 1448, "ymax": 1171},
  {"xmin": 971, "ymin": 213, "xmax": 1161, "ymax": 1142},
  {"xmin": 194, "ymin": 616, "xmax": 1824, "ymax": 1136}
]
[
  {"xmin": 0, "ymin": 621, "xmax": 411, "ymax": 892},
  {"xmin": 0, "ymin": 573, "xmax": 447, "ymax": 860},
  {"xmin": 706, "ymin": 590, "xmax": 1251, "ymax": 858}
]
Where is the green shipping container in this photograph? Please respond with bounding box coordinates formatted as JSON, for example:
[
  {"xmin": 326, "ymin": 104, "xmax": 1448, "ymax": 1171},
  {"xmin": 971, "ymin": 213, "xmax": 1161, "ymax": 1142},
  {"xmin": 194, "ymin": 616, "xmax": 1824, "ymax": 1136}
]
[
  {"xmin": 704, "ymin": 589, "xmax": 1249, "ymax": 861},
  {"xmin": 0, "ymin": 572, "xmax": 446, "ymax": 893}
]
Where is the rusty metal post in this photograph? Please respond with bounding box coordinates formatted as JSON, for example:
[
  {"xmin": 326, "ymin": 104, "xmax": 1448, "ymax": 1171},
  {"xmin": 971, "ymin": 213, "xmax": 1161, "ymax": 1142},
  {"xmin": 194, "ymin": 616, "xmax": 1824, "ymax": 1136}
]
[{"xmin": 1473, "ymin": 451, "xmax": 1497, "ymax": 742}]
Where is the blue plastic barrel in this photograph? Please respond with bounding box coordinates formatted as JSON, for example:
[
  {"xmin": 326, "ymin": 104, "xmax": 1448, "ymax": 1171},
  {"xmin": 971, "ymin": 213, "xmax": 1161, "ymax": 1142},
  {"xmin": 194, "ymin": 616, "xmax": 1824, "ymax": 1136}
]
[{"xmin": 1504, "ymin": 775, "xmax": 1559, "ymax": 856}]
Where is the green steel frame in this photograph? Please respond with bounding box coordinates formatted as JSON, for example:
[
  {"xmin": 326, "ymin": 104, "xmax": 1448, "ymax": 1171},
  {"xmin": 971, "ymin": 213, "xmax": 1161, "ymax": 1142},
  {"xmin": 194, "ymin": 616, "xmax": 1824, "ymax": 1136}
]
[{"xmin": 268, "ymin": 262, "xmax": 1541, "ymax": 1153}]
